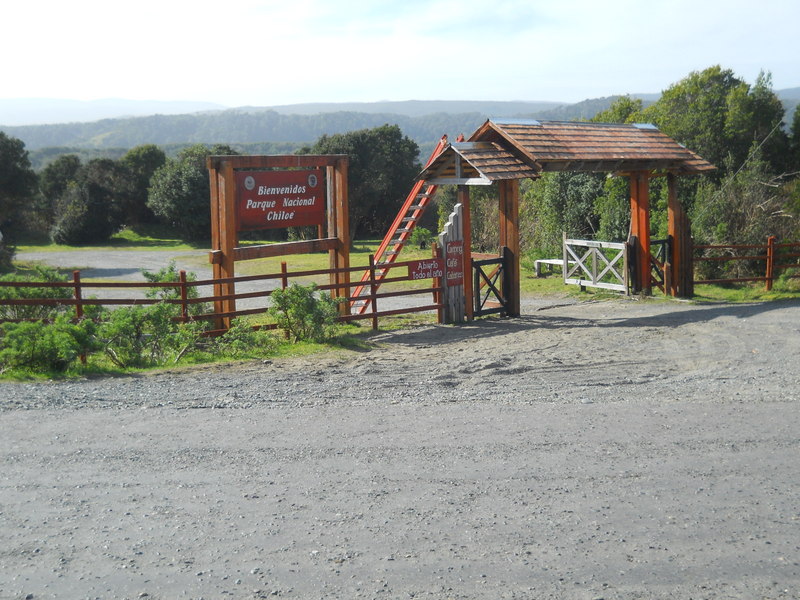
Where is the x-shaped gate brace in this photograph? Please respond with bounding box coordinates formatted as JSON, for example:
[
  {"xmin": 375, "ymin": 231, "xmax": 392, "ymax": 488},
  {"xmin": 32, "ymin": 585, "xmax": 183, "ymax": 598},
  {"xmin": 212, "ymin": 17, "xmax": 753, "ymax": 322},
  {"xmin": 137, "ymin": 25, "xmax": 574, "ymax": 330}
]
[
  {"xmin": 473, "ymin": 256, "xmax": 506, "ymax": 316},
  {"xmin": 563, "ymin": 237, "xmax": 628, "ymax": 293}
]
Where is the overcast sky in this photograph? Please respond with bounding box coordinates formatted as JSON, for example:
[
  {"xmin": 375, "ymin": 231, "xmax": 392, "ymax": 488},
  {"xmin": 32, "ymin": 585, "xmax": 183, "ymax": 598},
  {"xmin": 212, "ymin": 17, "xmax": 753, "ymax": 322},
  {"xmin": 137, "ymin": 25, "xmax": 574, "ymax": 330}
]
[{"xmin": 3, "ymin": 0, "xmax": 798, "ymax": 106}]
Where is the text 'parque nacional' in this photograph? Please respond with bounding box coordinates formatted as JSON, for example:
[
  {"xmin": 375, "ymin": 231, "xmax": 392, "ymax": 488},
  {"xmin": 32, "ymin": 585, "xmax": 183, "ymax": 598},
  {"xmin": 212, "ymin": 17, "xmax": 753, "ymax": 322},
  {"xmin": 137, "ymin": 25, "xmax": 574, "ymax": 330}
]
[{"xmin": 236, "ymin": 169, "xmax": 324, "ymax": 231}]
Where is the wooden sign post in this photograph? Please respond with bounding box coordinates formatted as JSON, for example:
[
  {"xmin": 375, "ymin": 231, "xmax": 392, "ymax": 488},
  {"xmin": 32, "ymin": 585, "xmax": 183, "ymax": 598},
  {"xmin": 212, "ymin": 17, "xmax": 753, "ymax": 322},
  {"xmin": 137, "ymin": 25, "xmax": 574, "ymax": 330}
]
[{"xmin": 207, "ymin": 154, "xmax": 350, "ymax": 329}]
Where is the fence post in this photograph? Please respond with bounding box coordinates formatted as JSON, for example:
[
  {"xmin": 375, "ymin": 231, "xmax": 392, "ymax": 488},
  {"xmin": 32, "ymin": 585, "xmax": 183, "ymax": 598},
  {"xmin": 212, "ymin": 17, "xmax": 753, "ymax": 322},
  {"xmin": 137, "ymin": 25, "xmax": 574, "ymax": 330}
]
[
  {"xmin": 179, "ymin": 270, "xmax": 189, "ymax": 323},
  {"xmin": 765, "ymin": 235, "xmax": 777, "ymax": 291},
  {"xmin": 432, "ymin": 242, "xmax": 444, "ymax": 324},
  {"xmin": 369, "ymin": 254, "xmax": 378, "ymax": 330},
  {"xmin": 72, "ymin": 270, "xmax": 83, "ymax": 320},
  {"xmin": 72, "ymin": 270, "xmax": 86, "ymax": 365},
  {"xmin": 281, "ymin": 261, "xmax": 289, "ymax": 289}
]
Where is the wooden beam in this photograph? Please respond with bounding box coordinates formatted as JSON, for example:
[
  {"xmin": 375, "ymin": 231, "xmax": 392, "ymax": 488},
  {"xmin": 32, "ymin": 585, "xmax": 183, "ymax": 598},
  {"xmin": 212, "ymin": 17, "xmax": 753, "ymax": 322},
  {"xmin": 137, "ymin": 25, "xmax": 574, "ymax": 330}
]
[
  {"xmin": 220, "ymin": 160, "xmax": 238, "ymax": 324},
  {"xmin": 629, "ymin": 171, "xmax": 652, "ymax": 294},
  {"xmin": 334, "ymin": 159, "xmax": 350, "ymax": 305},
  {"xmin": 233, "ymin": 239, "xmax": 341, "ymax": 261},
  {"xmin": 498, "ymin": 179, "xmax": 520, "ymax": 317},
  {"xmin": 459, "ymin": 185, "xmax": 474, "ymax": 321},
  {"xmin": 207, "ymin": 154, "xmax": 349, "ymax": 170}
]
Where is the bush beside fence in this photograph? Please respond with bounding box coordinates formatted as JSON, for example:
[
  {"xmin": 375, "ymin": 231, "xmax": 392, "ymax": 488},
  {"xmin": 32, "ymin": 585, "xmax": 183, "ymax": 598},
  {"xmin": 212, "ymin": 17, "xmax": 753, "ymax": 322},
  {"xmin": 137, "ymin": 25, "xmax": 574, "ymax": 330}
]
[{"xmin": 693, "ymin": 236, "xmax": 800, "ymax": 290}]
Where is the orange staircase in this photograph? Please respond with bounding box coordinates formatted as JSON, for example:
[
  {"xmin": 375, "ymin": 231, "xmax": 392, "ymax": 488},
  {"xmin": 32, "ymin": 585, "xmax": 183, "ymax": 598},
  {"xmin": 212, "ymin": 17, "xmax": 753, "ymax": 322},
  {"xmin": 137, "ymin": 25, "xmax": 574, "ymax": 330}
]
[{"xmin": 349, "ymin": 135, "xmax": 450, "ymax": 314}]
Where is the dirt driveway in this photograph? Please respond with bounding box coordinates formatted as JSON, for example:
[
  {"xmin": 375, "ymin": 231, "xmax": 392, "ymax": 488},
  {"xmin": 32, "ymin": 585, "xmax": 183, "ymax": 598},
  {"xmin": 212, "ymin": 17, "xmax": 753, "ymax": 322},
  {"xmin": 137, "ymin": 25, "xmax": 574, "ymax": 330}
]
[{"xmin": 2, "ymin": 297, "xmax": 799, "ymax": 599}]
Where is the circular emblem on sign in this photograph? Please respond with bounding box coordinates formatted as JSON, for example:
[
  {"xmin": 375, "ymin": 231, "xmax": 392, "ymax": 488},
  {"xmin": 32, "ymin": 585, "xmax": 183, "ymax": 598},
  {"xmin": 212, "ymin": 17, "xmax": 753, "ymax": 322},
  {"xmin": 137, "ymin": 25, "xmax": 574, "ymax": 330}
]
[
  {"xmin": 307, "ymin": 173, "xmax": 318, "ymax": 188},
  {"xmin": 244, "ymin": 175, "xmax": 256, "ymax": 191}
]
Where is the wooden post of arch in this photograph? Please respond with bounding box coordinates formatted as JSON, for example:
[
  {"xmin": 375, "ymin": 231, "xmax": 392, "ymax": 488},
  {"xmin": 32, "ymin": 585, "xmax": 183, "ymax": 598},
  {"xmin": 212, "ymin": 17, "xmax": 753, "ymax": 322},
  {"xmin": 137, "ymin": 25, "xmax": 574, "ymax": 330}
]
[
  {"xmin": 629, "ymin": 171, "xmax": 652, "ymax": 294},
  {"xmin": 459, "ymin": 185, "xmax": 474, "ymax": 321},
  {"xmin": 498, "ymin": 179, "xmax": 520, "ymax": 317}
]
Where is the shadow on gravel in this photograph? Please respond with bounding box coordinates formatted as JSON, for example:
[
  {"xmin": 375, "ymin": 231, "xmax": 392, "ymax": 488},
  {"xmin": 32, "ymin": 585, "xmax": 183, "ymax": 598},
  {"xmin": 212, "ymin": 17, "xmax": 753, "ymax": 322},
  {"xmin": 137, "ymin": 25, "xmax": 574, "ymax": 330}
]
[
  {"xmin": 596, "ymin": 298, "xmax": 800, "ymax": 329},
  {"xmin": 372, "ymin": 299, "xmax": 800, "ymax": 347}
]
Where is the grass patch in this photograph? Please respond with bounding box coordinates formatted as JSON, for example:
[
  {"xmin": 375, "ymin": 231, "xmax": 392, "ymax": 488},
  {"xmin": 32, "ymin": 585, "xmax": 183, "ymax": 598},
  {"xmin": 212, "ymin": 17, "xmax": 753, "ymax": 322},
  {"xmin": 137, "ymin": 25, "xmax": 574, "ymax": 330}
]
[
  {"xmin": 16, "ymin": 225, "xmax": 205, "ymax": 253},
  {"xmin": 692, "ymin": 278, "xmax": 800, "ymax": 303}
]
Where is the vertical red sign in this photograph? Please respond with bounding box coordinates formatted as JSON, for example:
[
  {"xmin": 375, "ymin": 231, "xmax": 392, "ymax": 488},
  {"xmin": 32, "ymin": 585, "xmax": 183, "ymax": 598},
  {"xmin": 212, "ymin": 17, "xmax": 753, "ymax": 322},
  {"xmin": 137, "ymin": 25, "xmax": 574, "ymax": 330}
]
[
  {"xmin": 446, "ymin": 241, "xmax": 464, "ymax": 287},
  {"xmin": 236, "ymin": 169, "xmax": 324, "ymax": 231}
]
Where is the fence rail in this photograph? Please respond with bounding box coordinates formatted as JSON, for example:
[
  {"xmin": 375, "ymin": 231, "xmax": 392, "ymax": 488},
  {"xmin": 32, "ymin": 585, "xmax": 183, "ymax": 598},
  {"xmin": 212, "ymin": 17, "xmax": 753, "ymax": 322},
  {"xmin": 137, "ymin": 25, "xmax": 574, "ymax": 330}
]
[
  {"xmin": 0, "ymin": 255, "xmax": 444, "ymax": 333},
  {"xmin": 693, "ymin": 236, "xmax": 800, "ymax": 290}
]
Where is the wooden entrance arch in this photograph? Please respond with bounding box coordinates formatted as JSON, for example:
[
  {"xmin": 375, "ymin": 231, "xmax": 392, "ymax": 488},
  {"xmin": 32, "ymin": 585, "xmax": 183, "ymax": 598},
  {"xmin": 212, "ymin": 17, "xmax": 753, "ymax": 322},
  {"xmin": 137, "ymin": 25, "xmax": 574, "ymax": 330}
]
[{"xmin": 419, "ymin": 119, "xmax": 715, "ymax": 318}]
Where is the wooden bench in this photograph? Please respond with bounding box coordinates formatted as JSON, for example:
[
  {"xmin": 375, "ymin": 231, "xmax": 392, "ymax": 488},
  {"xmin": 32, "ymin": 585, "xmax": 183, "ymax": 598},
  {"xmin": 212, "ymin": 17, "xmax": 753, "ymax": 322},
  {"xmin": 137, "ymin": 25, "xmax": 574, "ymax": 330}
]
[{"xmin": 534, "ymin": 258, "xmax": 574, "ymax": 277}]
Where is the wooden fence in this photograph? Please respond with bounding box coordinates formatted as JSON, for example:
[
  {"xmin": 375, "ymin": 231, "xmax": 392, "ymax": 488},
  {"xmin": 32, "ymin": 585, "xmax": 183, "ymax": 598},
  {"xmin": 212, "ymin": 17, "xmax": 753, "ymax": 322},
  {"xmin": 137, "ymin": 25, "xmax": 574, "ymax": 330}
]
[
  {"xmin": 693, "ymin": 236, "xmax": 800, "ymax": 291},
  {"xmin": 0, "ymin": 256, "xmax": 444, "ymax": 334}
]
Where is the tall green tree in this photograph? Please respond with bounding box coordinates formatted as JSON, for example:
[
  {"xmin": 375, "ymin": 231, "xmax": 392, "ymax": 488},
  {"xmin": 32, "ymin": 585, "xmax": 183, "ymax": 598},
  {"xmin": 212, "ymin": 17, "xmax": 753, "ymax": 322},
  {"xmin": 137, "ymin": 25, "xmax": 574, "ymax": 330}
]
[
  {"xmin": 50, "ymin": 158, "xmax": 127, "ymax": 244},
  {"xmin": 148, "ymin": 144, "xmax": 238, "ymax": 241},
  {"xmin": 790, "ymin": 106, "xmax": 800, "ymax": 171},
  {"xmin": 642, "ymin": 66, "xmax": 788, "ymax": 178},
  {"xmin": 591, "ymin": 95, "xmax": 643, "ymax": 124},
  {"xmin": 0, "ymin": 132, "xmax": 37, "ymax": 268},
  {"xmin": 119, "ymin": 144, "xmax": 166, "ymax": 225},
  {"xmin": 37, "ymin": 154, "xmax": 82, "ymax": 229},
  {"xmin": 0, "ymin": 132, "xmax": 37, "ymax": 234},
  {"xmin": 303, "ymin": 124, "xmax": 420, "ymax": 240}
]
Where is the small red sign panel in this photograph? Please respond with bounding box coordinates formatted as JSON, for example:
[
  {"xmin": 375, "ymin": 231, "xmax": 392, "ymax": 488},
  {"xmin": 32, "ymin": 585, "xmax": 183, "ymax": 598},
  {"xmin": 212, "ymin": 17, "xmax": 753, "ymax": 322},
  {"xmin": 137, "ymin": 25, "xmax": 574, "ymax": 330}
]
[
  {"xmin": 446, "ymin": 241, "xmax": 464, "ymax": 287},
  {"xmin": 236, "ymin": 169, "xmax": 324, "ymax": 231},
  {"xmin": 408, "ymin": 258, "xmax": 444, "ymax": 281}
]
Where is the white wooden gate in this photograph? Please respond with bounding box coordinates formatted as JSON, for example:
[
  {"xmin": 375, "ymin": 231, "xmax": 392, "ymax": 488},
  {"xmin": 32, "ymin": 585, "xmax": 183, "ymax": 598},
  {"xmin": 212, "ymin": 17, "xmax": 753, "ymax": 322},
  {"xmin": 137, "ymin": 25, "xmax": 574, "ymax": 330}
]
[{"xmin": 563, "ymin": 234, "xmax": 629, "ymax": 293}]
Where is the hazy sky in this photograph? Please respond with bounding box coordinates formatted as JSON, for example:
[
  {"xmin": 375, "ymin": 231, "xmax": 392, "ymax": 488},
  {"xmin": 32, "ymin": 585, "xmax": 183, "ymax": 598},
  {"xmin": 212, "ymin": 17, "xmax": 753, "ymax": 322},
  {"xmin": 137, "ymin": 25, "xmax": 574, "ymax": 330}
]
[{"xmin": 4, "ymin": 0, "xmax": 798, "ymax": 106}]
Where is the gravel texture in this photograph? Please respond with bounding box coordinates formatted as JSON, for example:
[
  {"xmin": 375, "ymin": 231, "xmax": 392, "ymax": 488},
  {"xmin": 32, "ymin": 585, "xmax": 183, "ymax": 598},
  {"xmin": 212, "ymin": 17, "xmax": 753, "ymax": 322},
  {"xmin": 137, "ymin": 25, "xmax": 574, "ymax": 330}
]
[{"xmin": 2, "ymin": 297, "xmax": 800, "ymax": 599}]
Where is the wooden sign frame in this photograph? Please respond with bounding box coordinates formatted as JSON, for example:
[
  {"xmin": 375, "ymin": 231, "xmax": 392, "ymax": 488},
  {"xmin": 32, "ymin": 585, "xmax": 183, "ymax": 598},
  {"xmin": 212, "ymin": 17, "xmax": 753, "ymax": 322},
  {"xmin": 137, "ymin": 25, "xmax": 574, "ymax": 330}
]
[{"xmin": 207, "ymin": 154, "xmax": 350, "ymax": 327}]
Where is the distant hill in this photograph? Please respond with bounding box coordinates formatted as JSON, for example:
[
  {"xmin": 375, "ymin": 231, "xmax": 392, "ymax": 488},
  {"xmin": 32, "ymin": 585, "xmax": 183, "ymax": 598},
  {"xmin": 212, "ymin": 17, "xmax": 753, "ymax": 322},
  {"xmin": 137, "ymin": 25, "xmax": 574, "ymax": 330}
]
[
  {"xmin": 1, "ymin": 98, "xmax": 628, "ymax": 155},
  {"xmin": 777, "ymin": 88, "xmax": 800, "ymax": 123},
  {"xmin": 0, "ymin": 98, "xmax": 226, "ymax": 126},
  {"xmin": 4, "ymin": 89, "xmax": 797, "ymax": 166},
  {"xmin": 257, "ymin": 100, "xmax": 566, "ymax": 117}
]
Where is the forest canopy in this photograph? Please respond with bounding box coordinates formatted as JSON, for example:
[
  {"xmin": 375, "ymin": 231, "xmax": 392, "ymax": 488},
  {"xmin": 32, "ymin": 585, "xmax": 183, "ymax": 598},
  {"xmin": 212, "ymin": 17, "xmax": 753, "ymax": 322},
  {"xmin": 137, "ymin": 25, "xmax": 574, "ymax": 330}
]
[{"xmin": 1, "ymin": 66, "xmax": 799, "ymax": 280}]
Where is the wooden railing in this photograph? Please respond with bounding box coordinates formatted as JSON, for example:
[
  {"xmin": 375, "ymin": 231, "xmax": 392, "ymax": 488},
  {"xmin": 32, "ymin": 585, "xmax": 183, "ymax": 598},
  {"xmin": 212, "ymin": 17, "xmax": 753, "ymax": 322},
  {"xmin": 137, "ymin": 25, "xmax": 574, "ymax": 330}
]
[
  {"xmin": 693, "ymin": 236, "xmax": 800, "ymax": 290},
  {"xmin": 0, "ymin": 256, "xmax": 444, "ymax": 334}
]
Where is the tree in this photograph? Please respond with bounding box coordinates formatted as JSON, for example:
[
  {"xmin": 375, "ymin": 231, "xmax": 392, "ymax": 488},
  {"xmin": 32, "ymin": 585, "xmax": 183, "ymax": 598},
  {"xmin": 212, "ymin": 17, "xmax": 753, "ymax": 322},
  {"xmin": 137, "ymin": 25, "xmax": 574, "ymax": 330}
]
[
  {"xmin": 691, "ymin": 146, "xmax": 799, "ymax": 278},
  {"xmin": 119, "ymin": 144, "xmax": 166, "ymax": 225},
  {"xmin": 522, "ymin": 171, "xmax": 605, "ymax": 255},
  {"xmin": 0, "ymin": 132, "xmax": 37, "ymax": 233},
  {"xmin": 591, "ymin": 96, "xmax": 643, "ymax": 124},
  {"xmin": 50, "ymin": 159, "xmax": 126, "ymax": 244},
  {"xmin": 303, "ymin": 124, "xmax": 420, "ymax": 240},
  {"xmin": 148, "ymin": 144, "xmax": 238, "ymax": 241},
  {"xmin": 790, "ymin": 106, "xmax": 800, "ymax": 171},
  {"xmin": 0, "ymin": 132, "xmax": 37, "ymax": 268},
  {"xmin": 642, "ymin": 66, "xmax": 788, "ymax": 179},
  {"xmin": 37, "ymin": 154, "xmax": 82, "ymax": 229}
]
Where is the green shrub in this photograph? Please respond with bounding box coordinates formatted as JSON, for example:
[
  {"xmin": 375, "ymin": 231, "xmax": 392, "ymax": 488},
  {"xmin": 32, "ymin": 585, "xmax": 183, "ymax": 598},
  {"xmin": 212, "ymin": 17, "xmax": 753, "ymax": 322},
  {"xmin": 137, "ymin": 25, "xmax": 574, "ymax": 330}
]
[
  {"xmin": 0, "ymin": 314, "xmax": 95, "ymax": 373},
  {"xmin": 215, "ymin": 318, "xmax": 276, "ymax": 358},
  {"xmin": 142, "ymin": 261, "xmax": 207, "ymax": 317},
  {"xmin": 268, "ymin": 283, "xmax": 342, "ymax": 343},
  {"xmin": 96, "ymin": 303, "xmax": 207, "ymax": 368},
  {"xmin": 410, "ymin": 226, "xmax": 434, "ymax": 249},
  {"xmin": 0, "ymin": 266, "xmax": 72, "ymax": 321}
]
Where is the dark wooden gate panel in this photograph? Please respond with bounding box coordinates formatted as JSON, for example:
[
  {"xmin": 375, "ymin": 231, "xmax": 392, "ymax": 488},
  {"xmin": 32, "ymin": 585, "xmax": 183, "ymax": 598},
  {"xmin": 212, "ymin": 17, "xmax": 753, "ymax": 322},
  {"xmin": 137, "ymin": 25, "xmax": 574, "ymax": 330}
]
[{"xmin": 472, "ymin": 248, "xmax": 509, "ymax": 317}]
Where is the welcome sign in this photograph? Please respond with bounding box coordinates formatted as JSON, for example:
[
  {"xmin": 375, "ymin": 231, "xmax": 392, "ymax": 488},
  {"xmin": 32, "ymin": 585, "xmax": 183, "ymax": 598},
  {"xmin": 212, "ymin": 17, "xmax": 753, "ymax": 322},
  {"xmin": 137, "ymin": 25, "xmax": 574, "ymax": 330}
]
[{"xmin": 236, "ymin": 169, "xmax": 324, "ymax": 230}]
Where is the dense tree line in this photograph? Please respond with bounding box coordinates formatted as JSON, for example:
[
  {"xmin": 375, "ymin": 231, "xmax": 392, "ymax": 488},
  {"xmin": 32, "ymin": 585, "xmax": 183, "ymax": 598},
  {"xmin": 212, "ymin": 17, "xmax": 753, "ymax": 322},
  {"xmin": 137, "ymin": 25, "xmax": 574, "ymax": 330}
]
[
  {"xmin": 0, "ymin": 126, "xmax": 422, "ymax": 262},
  {"xmin": 523, "ymin": 67, "xmax": 800, "ymax": 271},
  {"xmin": 1, "ymin": 66, "xmax": 800, "ymax": 281}
]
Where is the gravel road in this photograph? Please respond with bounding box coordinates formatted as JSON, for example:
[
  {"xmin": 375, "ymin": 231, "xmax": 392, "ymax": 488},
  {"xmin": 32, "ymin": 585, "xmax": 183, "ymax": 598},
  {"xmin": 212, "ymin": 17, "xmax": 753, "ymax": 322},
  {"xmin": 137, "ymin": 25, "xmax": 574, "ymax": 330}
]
[
  {"xmin": 0, "ymin": 264, "xmax": 800, "ymax": 600},
  {"xmin": 2, "ymin": 296, "xmax": 800, "ymax": 600}
]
